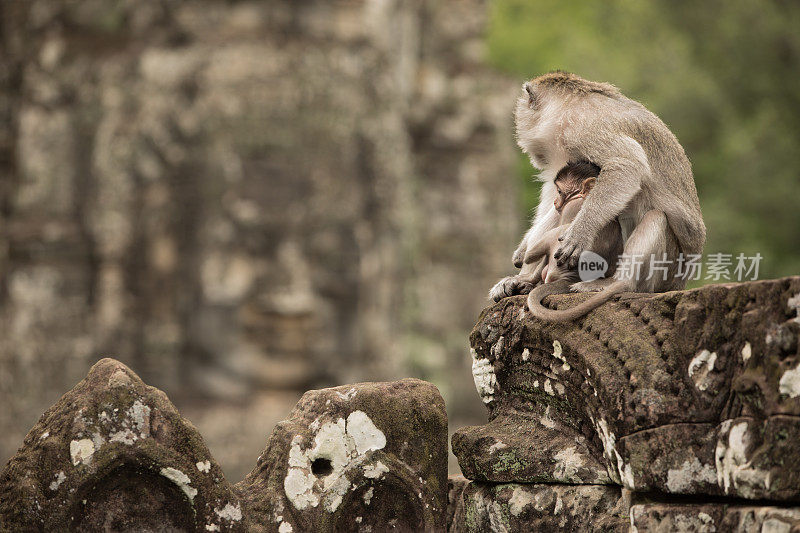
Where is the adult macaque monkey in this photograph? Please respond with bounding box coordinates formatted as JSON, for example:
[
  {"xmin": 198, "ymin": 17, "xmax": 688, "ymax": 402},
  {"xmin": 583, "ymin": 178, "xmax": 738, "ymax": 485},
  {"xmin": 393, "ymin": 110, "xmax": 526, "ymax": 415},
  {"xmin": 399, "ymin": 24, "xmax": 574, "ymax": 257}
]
[{"xmin": 489, "ymin": 71, "xmax": 705, "ymax": 312}]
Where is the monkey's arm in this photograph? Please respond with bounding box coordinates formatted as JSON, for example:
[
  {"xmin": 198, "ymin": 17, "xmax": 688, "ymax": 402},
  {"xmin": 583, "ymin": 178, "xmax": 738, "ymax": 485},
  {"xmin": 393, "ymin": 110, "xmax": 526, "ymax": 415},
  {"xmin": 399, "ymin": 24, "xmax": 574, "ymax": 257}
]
[
  {"xmin": 524, "ymin": 226, "xmax": 562, "ymax": 265},
  {"xmin": 555, "ymin": 135, "xmax": 648, "ymax": 269},
  {"xmin": 512, "ymin": 181, "xmax": 559, "ymax": 268}
]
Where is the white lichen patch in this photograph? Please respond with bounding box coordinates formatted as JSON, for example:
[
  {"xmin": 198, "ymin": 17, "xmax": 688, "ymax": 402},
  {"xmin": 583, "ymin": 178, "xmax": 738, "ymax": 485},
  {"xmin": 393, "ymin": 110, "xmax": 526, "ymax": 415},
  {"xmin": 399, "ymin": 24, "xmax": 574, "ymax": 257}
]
[
  {"xmin": 715, "ymin": 420, "xmax": 769, "ymax": 498},
  {"xmin": 488, "ymin": 440, "xmax": 508, "ymax": 453},
  {"xmin": 90, "ymin": 431, "xmax": 106, "ymax": 452},
  {"xmin": 109, "ymin": 429, "xmax": 138, "ymax": 445},
  {"xmin": 105, "ymin": 400, "xmax": 151, "ymax": 445},
  {"xmin": 779, "ymin": 363, "xmax": 800, "ymax": 398},
  {"xmin": 215, "ymin": 503, "xmax": 243, "ymax": 522},
  {"xmin": 160, "ymin": 467, "xmax": 197, "ymax": 501},
  {"xmin": 278, "ymin": 522, "xmax": 293, "ymax": 533},
  {"xmin": 70, "ymin": 438, "xmax": 95, "ymax": 466},
  {"xmin": 129, "ymin": 400, "xmax": 150, "ymax": 433},
  {"xmin": 284, "ymin": 466, "xmax": 318, "ymax": 509},
  {"xmin": 688, "ymin": 349, "xmax": 717, "ymax": 391},
  {"xmin": 490, "ymin": 336, "xmax": 505, "ymax": 358},
  {"xmin": 553, "ymin": 447, "xmax": 585, "ymax": 482},
  {"xmin": 363, "ymin": 460, "xmax": 389, "ymax": 479},
  {"xmin": 472, "ymin": 353, "xmax": 497, "ymax": 404},
  {"xmin": 347, "ymin": 410, "xmax": 387, "ymax": 455},
  {"xmin": 741, "ymin": 342, "xmax": 752, "ymax": 363},
  {"xmin": 621, "ymin": 463, "xmax": 635, "ymax": 489},
  {"xmin": 284, "ymin": 410, "xmax": 387, "ymax": 512},
  {"xmin": 552, "ymin": 340, "xmax": 562, "ymax": 359},
  {"xmin": 554, "ymin": 495, "xmax": 563, "ymax": 515},
  {"xmin": 49, "ymin": 471, "xmax": 66, "ymax": 491},
  {"xmin": 336, "ymin": 387, "xmax": 357, "ymax": 401},
  {"xmin": 40, "ymin": 431, "xmax": 50, "ymax": 440},
  {"xmin": 666, "ymin": 457, "xmax": 716, "ymax": 493},
  {"xmin": 323, "ymin": 472, "xmax": 352, "ymax": 512},
  {"xmin": 539, "ymin": 407, "xmax": 556, "ymax": 429},
  {"xmin": 595, "ymin": 419, "xmax": 623, "ymax": 485},
  {"xmin": 363, "ymin": 486, "xmax": 374, "ymax": 505},
  {"xmin": 552, "ymin": 340, "xmax": 570, "ymax": 370},
  {"xmin": 205, "ymin": 524, "xmax": 220, "ymax": 531},
  {"xmin": 508, "ymin": 487, "xmax": 535, "ymax": 516},
  {"xmin": 521, "ymin": 348, "xmax": 530, "ymax": 361},
  {"xmin": 197, "ymin": 460, "xmax": 211, "ymax": 473}
]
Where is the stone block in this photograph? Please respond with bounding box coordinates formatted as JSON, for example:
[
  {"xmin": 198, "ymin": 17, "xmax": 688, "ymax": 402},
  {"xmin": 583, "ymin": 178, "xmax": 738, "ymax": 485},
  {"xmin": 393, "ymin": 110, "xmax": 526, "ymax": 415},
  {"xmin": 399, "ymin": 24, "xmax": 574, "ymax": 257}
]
[
  {"xmin": 449, "ymin": 481, "xmax": 627, "ymax": 532},
  {"xmin": 0, "ymin": 358, "xmax": 244, "ymax": 532},
  {"xmin": 454, "ymin": 277, "xmax": 800, "ymax": 501},
  {"xmin": 235, "ymin": 379, "xmax": 449, "ymax": 532}
]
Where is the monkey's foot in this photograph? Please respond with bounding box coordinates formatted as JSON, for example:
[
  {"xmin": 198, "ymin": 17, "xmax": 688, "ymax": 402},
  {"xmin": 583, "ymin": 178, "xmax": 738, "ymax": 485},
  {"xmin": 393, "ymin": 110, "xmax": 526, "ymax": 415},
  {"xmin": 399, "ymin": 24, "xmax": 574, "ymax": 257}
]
[
  {"xmin": 488, "ymin": 275, "xmax": 536, "ymax": 302},
  {"xmin": 570, "ymin": 278, "xmax": 615, "ymax": 293}
]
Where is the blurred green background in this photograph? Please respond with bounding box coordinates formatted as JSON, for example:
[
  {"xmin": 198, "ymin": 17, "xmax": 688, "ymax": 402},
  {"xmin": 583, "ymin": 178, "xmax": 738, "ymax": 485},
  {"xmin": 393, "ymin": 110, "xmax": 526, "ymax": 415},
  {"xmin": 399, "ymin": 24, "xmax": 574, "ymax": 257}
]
[{"xmin": 489, "ymin": 0, "xmax": 800, "ymax": 281}]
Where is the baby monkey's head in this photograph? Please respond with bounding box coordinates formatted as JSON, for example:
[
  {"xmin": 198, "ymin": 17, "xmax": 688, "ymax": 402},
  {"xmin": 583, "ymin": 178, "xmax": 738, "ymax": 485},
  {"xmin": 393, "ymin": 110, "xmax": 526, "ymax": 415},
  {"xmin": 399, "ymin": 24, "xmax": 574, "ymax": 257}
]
[{"xmin": 554, "ymin": 160, "xmax": 601, "ymax": 213}]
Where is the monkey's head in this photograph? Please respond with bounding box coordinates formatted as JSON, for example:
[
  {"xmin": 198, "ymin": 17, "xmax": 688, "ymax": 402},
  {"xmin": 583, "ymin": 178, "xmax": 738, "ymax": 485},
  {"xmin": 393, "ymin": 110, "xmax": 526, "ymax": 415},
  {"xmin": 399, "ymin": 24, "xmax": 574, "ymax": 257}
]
[
  {"xmin": 553, "ymin": 160, "xmax": 600, "ymax": 214},
  {"xmin": 515, "ymin": 72, "xmax": 622, "ymax": 169}
]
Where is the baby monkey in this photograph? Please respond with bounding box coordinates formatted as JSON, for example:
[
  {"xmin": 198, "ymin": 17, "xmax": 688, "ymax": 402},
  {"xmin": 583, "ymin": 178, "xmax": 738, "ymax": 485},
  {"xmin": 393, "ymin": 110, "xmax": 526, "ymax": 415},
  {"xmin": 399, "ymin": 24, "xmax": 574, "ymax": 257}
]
[{"xmin": 524, "ymin": 161, "xmax": 625, "ymax": 320}]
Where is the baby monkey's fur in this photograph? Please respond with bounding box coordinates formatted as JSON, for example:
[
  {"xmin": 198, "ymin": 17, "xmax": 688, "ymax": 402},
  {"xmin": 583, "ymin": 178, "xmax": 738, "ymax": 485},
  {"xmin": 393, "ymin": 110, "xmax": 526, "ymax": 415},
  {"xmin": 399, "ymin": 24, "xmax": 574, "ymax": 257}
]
[{"xmin": 525, "ymin": 162, "xmax": 624, "ymax": 321}]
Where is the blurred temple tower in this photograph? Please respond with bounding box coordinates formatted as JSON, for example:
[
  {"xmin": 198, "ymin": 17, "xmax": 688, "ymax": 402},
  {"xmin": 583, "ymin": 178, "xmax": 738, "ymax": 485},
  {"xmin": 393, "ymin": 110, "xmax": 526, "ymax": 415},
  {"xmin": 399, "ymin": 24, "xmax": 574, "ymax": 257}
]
[{"xmin": 0, "ymin": 0, "xmax": 519, "ymax": 477}]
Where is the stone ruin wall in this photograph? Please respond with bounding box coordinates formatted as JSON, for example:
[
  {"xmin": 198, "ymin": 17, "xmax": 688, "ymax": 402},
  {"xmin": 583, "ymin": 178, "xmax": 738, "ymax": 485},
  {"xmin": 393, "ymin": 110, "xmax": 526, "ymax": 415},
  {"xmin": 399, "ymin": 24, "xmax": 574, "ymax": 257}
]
[
  {"xmin": 0, "ymin": 0, "xmax": 519, "ymax": 478},
  {"xmin": 3, "ymin": 276, "xmax": 800, "ymax": 531}
]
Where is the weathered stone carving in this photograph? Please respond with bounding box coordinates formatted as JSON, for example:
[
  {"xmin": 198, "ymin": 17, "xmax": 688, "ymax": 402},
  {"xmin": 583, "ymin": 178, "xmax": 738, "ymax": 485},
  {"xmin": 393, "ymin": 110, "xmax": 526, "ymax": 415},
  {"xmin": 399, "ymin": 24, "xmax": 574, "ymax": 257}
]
[
  {"xmin": 5, "ymin": 277, "xmax": 800, "ymax": 531},
  {"xmin": 236, "ymin": 379, "xmax": 448, "ymax": 532},
  {"xmin": 0, "ymin": 359, "xmax": 448, "ymax": 531},
  {"xmin": 0, "ymin": 358, "xmax": 244, "ymax": 532},
  {"xmin": 630, "ymin": 503, "xmax": 800, "ymax": 531},
  {"xmin": 449, "ymin": 481, "xmax": 627, "ymax": 532},
  {"xmin": 454, "ymin": 276, "xmax": 800, "ymax": 502}
]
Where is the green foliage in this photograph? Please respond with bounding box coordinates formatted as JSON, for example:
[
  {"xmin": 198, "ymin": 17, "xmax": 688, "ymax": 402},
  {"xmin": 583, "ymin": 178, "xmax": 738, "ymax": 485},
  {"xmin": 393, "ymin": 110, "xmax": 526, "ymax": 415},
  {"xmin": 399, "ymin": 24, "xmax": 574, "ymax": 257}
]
[{"xmin": 489, "ymin": 0, "xmax": 800, "ymax": 281}]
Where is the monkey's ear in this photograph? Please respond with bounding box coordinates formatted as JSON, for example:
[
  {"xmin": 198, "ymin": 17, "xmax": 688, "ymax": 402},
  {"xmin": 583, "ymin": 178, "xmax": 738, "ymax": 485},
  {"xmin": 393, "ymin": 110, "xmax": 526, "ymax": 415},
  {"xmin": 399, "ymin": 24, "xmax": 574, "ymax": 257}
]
[
  {"xmin": 581, "ymin": 177, "xmax": 597, "ymax": 194},
  {"xmin": 524, "ymin": 82, "xmax": 537, "ymax": 107}
]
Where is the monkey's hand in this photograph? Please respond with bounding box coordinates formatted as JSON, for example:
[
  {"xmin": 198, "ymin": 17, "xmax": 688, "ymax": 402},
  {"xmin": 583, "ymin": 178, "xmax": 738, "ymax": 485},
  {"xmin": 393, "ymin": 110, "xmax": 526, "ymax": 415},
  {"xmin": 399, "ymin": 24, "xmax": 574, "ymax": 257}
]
[
  {"xmin": 488, "ymin": 274, "xmax": 539, "ymax": 302},
  {"xmin": 553, "ymin": 227, "xmax": 591, "ymax": 270}
]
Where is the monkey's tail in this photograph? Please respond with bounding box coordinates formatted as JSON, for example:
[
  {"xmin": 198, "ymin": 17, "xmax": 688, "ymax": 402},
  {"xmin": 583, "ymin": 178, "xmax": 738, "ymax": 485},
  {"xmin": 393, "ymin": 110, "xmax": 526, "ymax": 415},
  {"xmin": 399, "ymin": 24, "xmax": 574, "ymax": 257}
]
[{"xmin": 526, "ymin": 279, "xmax": 628, "ymax": 322}]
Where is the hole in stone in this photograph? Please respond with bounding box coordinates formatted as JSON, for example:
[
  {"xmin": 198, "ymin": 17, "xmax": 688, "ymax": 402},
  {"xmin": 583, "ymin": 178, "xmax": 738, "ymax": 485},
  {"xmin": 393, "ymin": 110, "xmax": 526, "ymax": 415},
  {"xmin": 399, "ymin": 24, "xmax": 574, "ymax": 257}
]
[{"xmin": 311, "ymin": 458, "xmax": 333, "ymax": 477}]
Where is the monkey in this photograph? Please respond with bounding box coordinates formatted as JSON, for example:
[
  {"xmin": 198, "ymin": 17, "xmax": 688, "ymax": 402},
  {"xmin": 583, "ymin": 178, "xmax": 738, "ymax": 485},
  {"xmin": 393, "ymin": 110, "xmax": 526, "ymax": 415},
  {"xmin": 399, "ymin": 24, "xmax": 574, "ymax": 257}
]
[
  {"xmin": 523, "ymin": 161, "xmax": 626, "ymax": 320},
  {"xmin": 489, "ymin": 71, "xmax": 705, "ymax": 316},
  {"xmin": 525, "ymin": 161, "xmax": 623, "ymax": 284}
]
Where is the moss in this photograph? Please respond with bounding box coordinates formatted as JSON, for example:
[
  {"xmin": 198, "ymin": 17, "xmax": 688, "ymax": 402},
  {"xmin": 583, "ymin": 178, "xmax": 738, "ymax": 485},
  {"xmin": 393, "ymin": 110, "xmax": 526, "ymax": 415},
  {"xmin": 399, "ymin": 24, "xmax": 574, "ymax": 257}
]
[{"xmin": 489, "ymin": 450, "xmax": 527, "ymax": 477}]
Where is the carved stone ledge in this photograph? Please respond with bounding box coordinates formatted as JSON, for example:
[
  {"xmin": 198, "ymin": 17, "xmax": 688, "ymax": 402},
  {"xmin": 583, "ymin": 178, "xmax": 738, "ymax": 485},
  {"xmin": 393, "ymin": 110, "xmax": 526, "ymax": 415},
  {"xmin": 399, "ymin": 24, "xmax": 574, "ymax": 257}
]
[
  {"xmin": 448, "ymin": 480, "xmax": 627, "ymax": 532},
  {"xmin": 454, "ymin": 276, "xmax": 800, "ymax": 501},
  {"xmin": 630, "ymin": 502, "xmax": 800, "ymax": 531}
]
